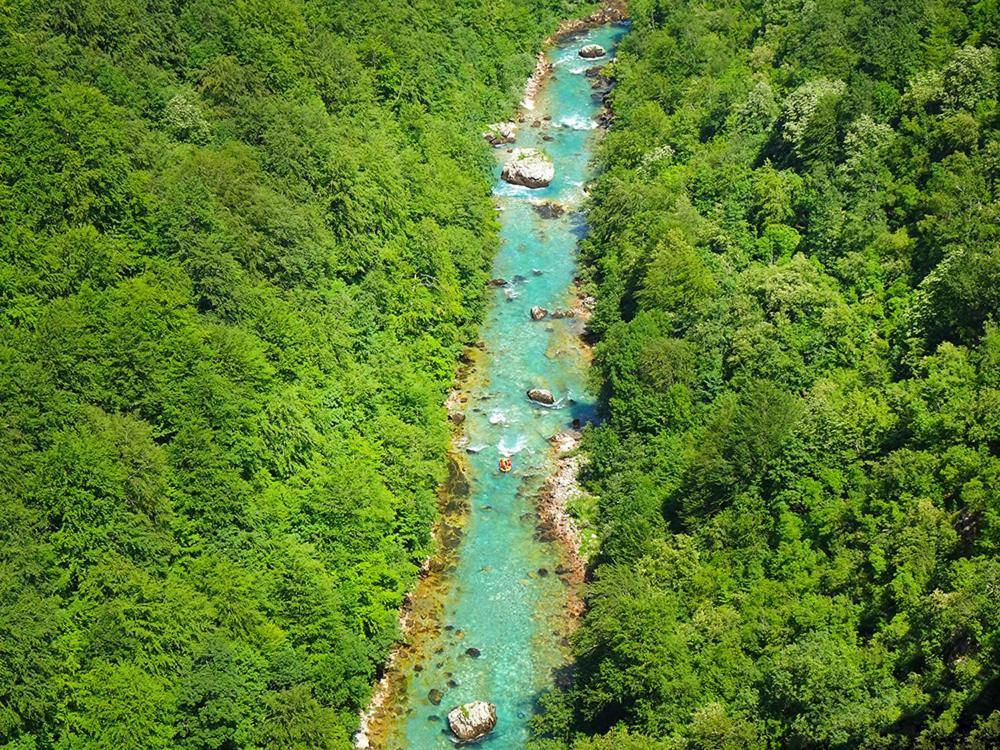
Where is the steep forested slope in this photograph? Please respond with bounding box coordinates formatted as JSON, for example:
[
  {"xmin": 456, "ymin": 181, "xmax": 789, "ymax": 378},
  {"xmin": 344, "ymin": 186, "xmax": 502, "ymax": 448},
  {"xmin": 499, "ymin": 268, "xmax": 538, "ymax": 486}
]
[
  {"xmin": 0, "ymin": 1, "xmax": 581, "ymax": 747},
  {"xmin": 533, "ymin": 1, "xmax": 1000, "ymax": 748}
]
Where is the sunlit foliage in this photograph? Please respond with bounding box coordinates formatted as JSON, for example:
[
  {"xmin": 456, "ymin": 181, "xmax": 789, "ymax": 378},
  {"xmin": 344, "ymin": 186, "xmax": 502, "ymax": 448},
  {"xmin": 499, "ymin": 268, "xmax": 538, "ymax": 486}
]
[
  {"xmin": 0, "ymin": 0, "xmax": 582, "ymax": 747},
  {"xmin": 533, "ymin": 1, "xmax": 1000, "ymax": 748}
]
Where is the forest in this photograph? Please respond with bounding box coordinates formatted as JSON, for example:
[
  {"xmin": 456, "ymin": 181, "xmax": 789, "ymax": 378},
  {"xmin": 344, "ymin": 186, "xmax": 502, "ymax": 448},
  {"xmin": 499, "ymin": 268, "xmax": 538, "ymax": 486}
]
[
  {"xmin": 3, "ymin": 0, "xmax": 999, "ymax": 748},
  {"xmin": 0, "ymin": 0, "xmax": 581, "ymax": 747},
  {"xmin": 531, "ymin": 0, "xmax": 1000, "ymax": 748}
]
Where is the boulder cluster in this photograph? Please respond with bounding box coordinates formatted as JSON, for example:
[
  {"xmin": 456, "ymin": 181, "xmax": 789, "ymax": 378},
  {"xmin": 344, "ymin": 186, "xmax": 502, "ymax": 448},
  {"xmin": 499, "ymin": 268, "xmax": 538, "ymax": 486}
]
[{"xmin": 483, "ymin": 121, "xmax": 516, "ymax": 146}]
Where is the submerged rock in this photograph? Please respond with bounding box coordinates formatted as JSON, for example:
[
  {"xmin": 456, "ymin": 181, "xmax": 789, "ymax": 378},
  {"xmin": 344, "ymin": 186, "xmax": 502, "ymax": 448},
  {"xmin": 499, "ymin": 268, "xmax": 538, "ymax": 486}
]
[
  {"xmin": 579, "ymin": 44, "xmax": 606, "ymax": 59},
  {"xmin": 488, "ymin": 277, "xmax": 508, "ymax": 287},
  {"xmin": 551, "ymin": 309, "xmax": 575, "ymax": 319},
  {"xmin": 527, "ymin": 388, "xmax": 555, "ymax": 405},
  {"xmin": 448, "ymin": 701, "xmax": 497, "ymax": 742},
  {"xmin": 428, "ymin": 688, "xmax": 444, "ymax": 706},
  {"xmin": 501, "ymin": 148, "xmax": 554, "ymax": 188},
  {"xmin": 465, "ymin": 647, "xmax": 481, "ymax": 658},
  {"xmin": 533, "ymin": 200, "xmax": 566, "ymax": 219},
  {"xmin": 530, "ymin": 306, "xmax": 548, "ymax": 320},
  {"xmin": 483, "ymin": 121, "xmax": 516, "ymax": 146}
]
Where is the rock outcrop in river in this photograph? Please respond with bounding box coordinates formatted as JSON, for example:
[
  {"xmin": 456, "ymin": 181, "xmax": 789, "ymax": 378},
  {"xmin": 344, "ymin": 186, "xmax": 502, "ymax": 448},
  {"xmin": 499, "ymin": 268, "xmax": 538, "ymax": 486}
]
[
  {"xmin": 527, "ymin": 388, "xmax": 556, "ymax": 405},
  {"xmin": 501, "ymin": 148, "xmax": 554, "ymax": 188},
  {"xmin": 579, "ymin": 44, "xmax": 606, "ymax": 58},
  {"xmin": 532, "ymin": 200, "xmax": 565, "ymax": 219},
  {"xmin": 448, "ymin": 701, "xmax": 497, "ymax": 741}
]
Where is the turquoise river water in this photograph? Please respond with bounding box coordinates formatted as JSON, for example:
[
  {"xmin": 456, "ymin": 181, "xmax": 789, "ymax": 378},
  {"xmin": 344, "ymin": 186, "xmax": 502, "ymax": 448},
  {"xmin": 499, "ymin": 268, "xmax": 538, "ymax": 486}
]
[{"xmin": 381, "ymin": 22, "xmax": 627, "ymax": 749}]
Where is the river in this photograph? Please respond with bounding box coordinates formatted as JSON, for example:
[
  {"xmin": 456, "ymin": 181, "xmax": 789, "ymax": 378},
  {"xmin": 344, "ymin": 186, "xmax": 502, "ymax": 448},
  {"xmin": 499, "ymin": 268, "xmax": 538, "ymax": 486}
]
[{"xmin": 372, "ymin": 21, "xmax": 627, "ymax": 750}]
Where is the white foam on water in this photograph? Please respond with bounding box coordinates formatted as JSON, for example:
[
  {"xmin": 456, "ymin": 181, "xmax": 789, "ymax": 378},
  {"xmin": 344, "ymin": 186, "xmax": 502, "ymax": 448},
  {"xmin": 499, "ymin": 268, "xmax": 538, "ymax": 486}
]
[
  {"xmin": 498, "ymin": 435, "xmax": 527, "ymax": 456},
  {"xmin": 494, "ymin": 181, "xmax": 537, "ymax": 199},
  {"xmin": 530, "ymin": 397, "xmax": 566, "ymax": 410},
  {"xmin": 559, "ymin": 113, "xmax": 598, "ymax": 130},
  {"xmin": 489, "ymin": 409, "xmax": 508, "ymax": 425},
  {"xmin": 560, "ymin": 180, "xmax": 587, "ymax": 207}
]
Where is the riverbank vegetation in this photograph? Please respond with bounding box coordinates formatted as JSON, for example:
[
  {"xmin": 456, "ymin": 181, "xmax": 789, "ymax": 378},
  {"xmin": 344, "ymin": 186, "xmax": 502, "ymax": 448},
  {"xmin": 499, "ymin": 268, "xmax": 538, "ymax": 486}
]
[
  {"xmin": 0, "ymin": 0, "xmax": 584, "ymax": 747},
  {"xmin": 533, "ymin": 0, "xmax": 999, "ymax": 748}
]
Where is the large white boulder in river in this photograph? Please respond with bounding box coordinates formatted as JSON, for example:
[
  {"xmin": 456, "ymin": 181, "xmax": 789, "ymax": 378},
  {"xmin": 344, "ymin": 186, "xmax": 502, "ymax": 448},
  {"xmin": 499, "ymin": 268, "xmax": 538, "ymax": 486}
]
[
  {"xmin": 579, "ymin": 44, "xmax": 606, "ymax": 59},
  {"xmin": 448, "ymin": 701, "xmax": 497, "ymax": 742},
  {"xmin": 501, "ymin": 148, "xmax": 554, "ymax": 188}
]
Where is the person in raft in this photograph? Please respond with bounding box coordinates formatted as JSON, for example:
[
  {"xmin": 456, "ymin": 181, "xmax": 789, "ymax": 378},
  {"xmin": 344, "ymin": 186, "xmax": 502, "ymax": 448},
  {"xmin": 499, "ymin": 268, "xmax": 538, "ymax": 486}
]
[{"xmin": 499, "ymin": 456, "xmax": 512, "ymax": 473}]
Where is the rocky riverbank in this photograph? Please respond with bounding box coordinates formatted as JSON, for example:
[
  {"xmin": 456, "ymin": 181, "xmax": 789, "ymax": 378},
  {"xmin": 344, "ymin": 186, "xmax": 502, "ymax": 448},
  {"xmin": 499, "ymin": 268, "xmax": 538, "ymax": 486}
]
[
  {"xmin": 549, "ymin": 2, "xmax": 628, "ymax": 43},
  {"xmin": 537, "ymin": 431, "xmax": 589, "ymax": 613},
  {"xmin": 534, "ymin": 278, "xmax": 599, "ymax": 618},
  {"xmin": 521, "ymin": 51, "xmax": 553, "ymax": 111}
]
